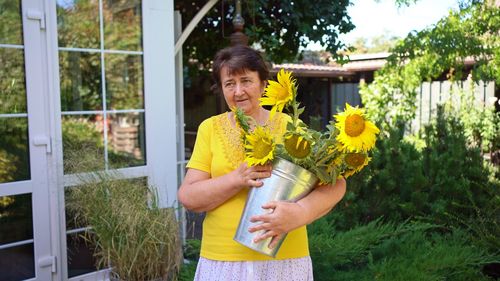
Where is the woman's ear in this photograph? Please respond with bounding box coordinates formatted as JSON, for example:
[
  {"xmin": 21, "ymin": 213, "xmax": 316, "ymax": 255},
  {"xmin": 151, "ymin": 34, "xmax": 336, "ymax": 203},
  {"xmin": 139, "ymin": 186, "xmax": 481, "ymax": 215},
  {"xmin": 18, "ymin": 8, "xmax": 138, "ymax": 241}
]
[{"xmin": 261, "ymin": 80, "xmax": 267, "ymax": 96}]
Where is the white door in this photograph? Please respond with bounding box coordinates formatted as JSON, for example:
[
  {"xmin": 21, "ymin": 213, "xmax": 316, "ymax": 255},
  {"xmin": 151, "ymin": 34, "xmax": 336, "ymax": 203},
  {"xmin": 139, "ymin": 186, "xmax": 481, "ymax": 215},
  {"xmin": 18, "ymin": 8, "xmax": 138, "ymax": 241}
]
[
  {"xmin": 53, "ymin": 1, "xmax": 179, "ymax": 280},
  {"xmin": 2, "ymin": 0, "xmax": 178, "ymax": 280},
  {"xmin": 0, "ymin": 0, "xmax": 54, "ymax": 280},
  {"xmin": 55, "ymin": 0, "xmax": 147, "ymax": 278}
]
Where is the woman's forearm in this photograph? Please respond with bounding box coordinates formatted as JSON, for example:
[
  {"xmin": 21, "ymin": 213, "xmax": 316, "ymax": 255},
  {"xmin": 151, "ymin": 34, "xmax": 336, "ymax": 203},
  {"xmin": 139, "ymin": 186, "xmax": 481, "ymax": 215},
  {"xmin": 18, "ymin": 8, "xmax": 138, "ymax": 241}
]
[
  {"xmin": 297, "ymin": 178, "xmax": 346, "ymax": 225},
  {"xmin": 248, "ymin": 178, "xmax": 346, "ymax": 245},
  {"xmin": 178, "ymin": 164, "xmax": 272, "ymax": 212},
  {"xmin": 178, "ymin": 172, "xmax": 243, "ymax": 212}
]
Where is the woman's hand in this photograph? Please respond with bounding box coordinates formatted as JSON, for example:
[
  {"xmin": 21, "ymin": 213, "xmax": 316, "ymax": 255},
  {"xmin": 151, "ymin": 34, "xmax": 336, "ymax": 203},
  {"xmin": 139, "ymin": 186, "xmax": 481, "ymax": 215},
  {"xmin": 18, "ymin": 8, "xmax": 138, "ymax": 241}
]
[
  {"xmin": 178, "ymin": 163, "xmax": 273, "ymax": 213},
  {"xmin": 230, "ymin": 163, "xmax": 272, "ymax": 189},
  {"xmin": 248, "ymin": 201, "xmax": 309, "ymax": 249},
  {"xmin": 247, "ymin": 179, "xmax": 346, "ymax": 249}
]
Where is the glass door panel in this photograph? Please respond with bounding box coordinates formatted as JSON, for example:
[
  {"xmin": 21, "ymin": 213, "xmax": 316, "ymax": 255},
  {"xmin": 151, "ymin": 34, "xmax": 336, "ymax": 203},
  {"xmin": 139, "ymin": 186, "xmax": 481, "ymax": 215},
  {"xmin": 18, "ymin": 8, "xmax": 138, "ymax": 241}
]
[
  {"xmin": 103, "ymin": 0, "xmax": 142, "ymax": 51},
  {"xmin": 0, "ymin": 118, "xmax": 30, "ymax": 184},
  {"xmin": 0, "ymin": 48, "xmax": 27, "ymax": 114},
  {"xmin": 0, "ymin": 2, "xmax": 36, "ymax": 280},
  {"xmin": 0, "ymin": 194, "xmax": 34, "ymax": 281},
  {"xmin": 0, "ymin": 1, "xmax": 23, "ymax": 45},
  {"xmin": 107, "ymin": 112, "xmax": 146, "ymax": 169},
  {"xmin": 59, "ymin": 51, "xmax": 102, "ymax": 112},
  {"xmin": 1, "ymin": 0, "xmax": 54, "ymax": 279},
  {"xmin": 56, "ymin": 0, "xmax": 100, "ymax": 49},
  {"xmin": 57, "ymin": 0, "xmax": 145, "ymax": 278}
]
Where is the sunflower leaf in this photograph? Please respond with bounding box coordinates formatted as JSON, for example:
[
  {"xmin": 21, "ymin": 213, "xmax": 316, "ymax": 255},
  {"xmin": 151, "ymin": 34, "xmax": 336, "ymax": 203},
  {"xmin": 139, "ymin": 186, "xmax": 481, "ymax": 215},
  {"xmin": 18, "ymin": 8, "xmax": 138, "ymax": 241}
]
[{"xmin": 233, "ymin": 107, "xmax": 252, "ymax": 134}]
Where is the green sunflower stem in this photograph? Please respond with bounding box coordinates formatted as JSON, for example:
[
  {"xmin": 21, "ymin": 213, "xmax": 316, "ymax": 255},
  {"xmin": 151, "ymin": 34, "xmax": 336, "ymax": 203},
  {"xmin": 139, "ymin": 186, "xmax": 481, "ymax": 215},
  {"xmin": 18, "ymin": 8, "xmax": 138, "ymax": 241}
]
[
  {"xmin": 317, "ymin": 153, "xmax": 335, "ymax": 166},
  {"xmin": 291, "ymin": 84, "xmax": 301, "ymax": 128}
]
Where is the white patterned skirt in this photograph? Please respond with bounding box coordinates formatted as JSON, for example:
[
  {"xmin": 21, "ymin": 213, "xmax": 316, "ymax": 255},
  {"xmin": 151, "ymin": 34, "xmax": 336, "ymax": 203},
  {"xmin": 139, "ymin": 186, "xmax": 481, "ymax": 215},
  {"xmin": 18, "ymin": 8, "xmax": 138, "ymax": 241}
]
[{"xmin": 193, "ymin": 256, "xmax": 313, "ymax": 281}]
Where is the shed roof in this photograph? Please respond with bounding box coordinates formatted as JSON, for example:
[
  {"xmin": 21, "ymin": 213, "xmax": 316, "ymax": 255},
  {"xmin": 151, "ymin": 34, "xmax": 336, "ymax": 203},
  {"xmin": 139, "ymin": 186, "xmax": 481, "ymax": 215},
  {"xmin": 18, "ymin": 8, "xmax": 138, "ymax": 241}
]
[
  {"xmin": 271, "ymin": 52, "xmax": 390, "ymax": 77},
  {"xmin": 271, "ymin": 63, "xmax": 355, "ymax": 77}
]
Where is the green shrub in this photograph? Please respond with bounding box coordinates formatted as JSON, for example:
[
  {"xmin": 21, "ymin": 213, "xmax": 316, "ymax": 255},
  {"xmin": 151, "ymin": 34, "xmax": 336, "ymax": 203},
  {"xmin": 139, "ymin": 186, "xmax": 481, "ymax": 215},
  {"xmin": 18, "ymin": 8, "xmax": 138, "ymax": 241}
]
[
  {"xmin": 178, "ymin": 260, "xmax": 198, "ymax": 281},
  {"xmin": 178, "ymin": 239, "xmax": 200, "ymax": 281},
  {"xmin": 183, "ymin": 239, "xmax": 201, "ymax": 261},
  {"xmin": 421, "ymin": 106, "xmax": 497, "ymax": 226},
  {"xmin": 330, "ymin": 106, "xmax": 499, "ymax": 252},
  {"xmin": 309, "ymin": 219, "xmax": 497, "ymax": 281}
]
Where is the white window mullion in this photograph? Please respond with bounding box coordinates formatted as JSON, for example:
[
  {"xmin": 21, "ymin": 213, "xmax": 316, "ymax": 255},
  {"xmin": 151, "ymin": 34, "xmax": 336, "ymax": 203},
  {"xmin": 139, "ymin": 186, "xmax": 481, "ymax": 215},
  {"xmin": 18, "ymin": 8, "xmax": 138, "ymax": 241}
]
[
  {"xmin": 59, "ymin": 46, "xmax": 143, "ymax": 55},
  {"xmin": 22, "ymin": 0, "xmax": 53, "ymax": 280},
  {"xmin": 0, "ymin": 43, "xmax": 24, "ymax": 49},
  {"xmin": 98, "ymin": 0, "xmax": 109, "ymax": 170}
]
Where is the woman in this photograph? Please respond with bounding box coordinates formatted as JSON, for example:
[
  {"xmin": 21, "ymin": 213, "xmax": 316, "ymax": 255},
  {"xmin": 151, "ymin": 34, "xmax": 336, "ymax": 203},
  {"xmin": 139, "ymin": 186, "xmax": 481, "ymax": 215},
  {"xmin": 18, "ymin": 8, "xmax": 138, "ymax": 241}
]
[{"xmin": 178, "ymin": 45, "xmax": 346, "ymax": 280}]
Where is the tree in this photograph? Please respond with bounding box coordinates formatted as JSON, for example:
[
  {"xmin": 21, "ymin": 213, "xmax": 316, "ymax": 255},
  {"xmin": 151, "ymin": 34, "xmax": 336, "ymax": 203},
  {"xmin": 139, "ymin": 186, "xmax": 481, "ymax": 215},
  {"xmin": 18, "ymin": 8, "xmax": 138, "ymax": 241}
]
[
  {"xmin": 175, "ymin": 0, "xmax": 354, "ymax": 76},
  {"xmin": 349, "ymin": 33, "xmax": 400, "ymax": 54},
  {"xmin": 359, "ymin": 1, "xmax": 500, "ymax": 128}
]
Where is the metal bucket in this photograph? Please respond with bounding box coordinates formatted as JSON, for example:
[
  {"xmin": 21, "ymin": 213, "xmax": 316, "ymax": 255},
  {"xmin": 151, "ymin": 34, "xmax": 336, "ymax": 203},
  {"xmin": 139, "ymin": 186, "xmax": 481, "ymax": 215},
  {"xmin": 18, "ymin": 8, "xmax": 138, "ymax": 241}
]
[{"xmin": 233, "ymin": 157, "xmax": 318, "ymax": 257}]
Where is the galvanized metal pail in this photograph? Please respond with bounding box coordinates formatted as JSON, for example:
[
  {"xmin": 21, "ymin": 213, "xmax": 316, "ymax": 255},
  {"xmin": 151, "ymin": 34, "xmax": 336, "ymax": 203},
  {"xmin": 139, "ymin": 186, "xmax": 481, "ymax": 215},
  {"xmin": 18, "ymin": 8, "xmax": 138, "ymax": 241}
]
[{"xmin": 234, "ymin": 157, "xmax": 318, "ymax": 257}]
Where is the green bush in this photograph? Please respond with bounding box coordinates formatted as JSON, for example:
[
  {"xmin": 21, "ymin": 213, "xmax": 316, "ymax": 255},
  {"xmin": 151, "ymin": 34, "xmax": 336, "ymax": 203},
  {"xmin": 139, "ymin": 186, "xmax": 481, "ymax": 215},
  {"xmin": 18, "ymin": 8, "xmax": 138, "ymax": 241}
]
[
  {"xmin": 178, "ymin": 261, "xmax": 198, "ymax": 281},
  {"xmin": 329, "ymin": 106, "xmax": 499, "ymax": 251},
  {"xmin": 309, "ymin": 219, "xmax": 497, "ymax": 281},
  {"xmin": 178, "ymin": 239, "xmax": 200, "ymax": 281}
]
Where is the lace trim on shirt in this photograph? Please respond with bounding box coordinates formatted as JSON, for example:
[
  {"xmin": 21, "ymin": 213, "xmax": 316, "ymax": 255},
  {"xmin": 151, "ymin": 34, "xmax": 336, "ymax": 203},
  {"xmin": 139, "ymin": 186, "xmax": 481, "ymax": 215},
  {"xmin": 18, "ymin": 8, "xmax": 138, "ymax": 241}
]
[{"xmin": 213, "ymin": 112, "xmax": 284, "ymax": 170}]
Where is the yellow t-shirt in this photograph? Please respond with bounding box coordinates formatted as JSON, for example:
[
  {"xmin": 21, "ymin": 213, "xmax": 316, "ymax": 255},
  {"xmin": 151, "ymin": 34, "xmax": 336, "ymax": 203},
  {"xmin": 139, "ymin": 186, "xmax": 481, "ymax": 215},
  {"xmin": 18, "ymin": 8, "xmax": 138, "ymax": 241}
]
[{"xmin": 186, "ymin": 112, "xmax": 309, "ymax": 261}]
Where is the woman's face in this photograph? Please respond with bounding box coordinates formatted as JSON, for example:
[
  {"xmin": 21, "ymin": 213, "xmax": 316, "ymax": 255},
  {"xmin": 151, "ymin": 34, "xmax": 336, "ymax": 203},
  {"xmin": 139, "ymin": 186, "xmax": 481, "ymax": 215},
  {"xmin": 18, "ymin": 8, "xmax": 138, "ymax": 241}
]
[{"xmin": 220, "ymin": 66, "xmax": 266, "ymax": 116}]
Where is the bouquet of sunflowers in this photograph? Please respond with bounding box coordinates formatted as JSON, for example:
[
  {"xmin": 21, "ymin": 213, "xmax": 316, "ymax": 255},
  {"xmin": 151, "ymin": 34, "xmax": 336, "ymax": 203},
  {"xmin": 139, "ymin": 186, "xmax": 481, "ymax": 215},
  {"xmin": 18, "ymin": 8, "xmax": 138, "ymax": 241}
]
[{"xmin": 235, "ymin": 69, "xmax": 380, "ymax": 184}]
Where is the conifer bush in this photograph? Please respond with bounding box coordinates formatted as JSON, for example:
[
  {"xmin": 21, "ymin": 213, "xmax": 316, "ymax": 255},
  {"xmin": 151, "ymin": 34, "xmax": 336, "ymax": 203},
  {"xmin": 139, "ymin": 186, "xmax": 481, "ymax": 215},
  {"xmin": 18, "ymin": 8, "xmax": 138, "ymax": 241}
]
[
  {"xmin": 308, "ymin": 105, "xmax": 499, "ymax": 279},
  {"xmin": 309, "ymin": 219, "xmax": 497, "ymax": 281},
  {"xmin": 329, "ymin": 106, "xmax": 499, "ymax": 249}
]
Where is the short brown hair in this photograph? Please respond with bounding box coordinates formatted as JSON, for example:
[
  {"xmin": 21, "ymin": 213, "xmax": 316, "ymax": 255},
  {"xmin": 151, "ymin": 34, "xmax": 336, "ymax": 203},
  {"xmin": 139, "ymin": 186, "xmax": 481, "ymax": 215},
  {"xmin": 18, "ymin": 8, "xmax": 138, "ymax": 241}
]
[{"xmin": 211, "ymin": 45, "xmax": 269, "ymax": 93}]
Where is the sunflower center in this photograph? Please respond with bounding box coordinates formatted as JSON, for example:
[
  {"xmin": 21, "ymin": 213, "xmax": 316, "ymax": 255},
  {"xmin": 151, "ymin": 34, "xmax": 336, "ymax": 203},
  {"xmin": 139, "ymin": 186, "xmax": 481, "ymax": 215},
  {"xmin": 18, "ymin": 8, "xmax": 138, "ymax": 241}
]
[
  {"xmin": 345, "ymin": 114, "xmax": 365, "ymax": 137},
  {"xmin": 253, "ymin": 139, "xmax": 273, "ymax": 159},
  {"xmin": 276, "ymin": 88, "xmax": 290, "ymax": 101},
  {"xmin": 345, "ymin": 153, "xmax": 366, "ymax": 167},
  {"xmin": 284, "ymin": 135, "xmax": 311, "ymax": 159}
]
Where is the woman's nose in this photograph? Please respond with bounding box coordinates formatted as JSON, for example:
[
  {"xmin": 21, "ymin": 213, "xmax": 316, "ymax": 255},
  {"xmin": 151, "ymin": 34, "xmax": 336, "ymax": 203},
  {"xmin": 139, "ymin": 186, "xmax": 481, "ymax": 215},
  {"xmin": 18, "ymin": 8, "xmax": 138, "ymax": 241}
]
[{"xmin": 234, "ymin": 83, "xmax": 244, "ymax": 95}]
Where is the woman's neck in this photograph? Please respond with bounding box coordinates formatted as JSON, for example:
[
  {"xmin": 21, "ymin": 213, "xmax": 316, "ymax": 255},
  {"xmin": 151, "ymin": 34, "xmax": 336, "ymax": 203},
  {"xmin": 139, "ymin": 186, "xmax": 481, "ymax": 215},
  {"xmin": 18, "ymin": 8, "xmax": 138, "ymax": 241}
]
[
  {"xmin": 228, "ymin": 107, "xmax": 270, "ymax": 128},
  {"xmin": 249, "ymin": 107, "xmax": 269, "ymax": 126}
]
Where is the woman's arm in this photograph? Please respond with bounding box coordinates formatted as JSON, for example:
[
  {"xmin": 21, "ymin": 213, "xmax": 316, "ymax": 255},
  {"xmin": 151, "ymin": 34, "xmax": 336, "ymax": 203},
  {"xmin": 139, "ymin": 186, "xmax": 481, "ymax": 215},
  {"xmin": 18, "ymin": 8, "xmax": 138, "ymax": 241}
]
[
  {"xmin": 178, "ymin": 163, "xmax": 272, "ymax": 213},
  {"xmin": 249, "ymin": 178, "xmax": 346, "ymax": 247}
]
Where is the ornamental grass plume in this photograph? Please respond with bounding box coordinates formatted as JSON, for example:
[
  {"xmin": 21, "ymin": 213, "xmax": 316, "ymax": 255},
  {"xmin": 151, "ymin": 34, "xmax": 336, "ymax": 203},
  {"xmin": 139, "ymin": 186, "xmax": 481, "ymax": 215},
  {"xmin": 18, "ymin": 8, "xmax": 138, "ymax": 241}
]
[
  {"xmin": 65, "ymin": 146, "xmax": 181, "ymax": 281},
  {"xmin": 235, "ymin": 69, "xmax": 380, "ymax": 183}
]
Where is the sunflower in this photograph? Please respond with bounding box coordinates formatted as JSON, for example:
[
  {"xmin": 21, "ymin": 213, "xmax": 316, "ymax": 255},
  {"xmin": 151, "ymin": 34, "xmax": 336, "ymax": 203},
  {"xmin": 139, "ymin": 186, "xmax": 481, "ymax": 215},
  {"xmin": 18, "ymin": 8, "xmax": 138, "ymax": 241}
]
[
  {"xmin": 244, "ymin": 126, "xmax": 276, "ymax": 166},
  {"xmin": 260, "ymin": 69, "xmax": 295, "ymax": 118},
  {"xmin": 283, "ymin": 132, "xmax": 312, "ymax": 159},
  {"xmin": 335, "ymin": 103, "xmax": 380, "ymax": 152},
  {"xmin": 342, "ymin": 152, "xmax": 371, "ymax": 178}
]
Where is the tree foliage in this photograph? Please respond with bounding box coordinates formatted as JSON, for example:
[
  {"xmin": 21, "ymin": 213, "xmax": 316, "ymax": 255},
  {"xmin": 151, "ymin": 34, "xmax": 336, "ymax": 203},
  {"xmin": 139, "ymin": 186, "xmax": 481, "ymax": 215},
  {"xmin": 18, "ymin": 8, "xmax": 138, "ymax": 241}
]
[
  {"xmin": 175, "ymin": 0, "xmax": 354, "ymax": 75},
  {"xmin": 349, "ymin": 33, "xmax": 400, "ymax": 54},
  {"xmin": 360, "ymin": 1, "xmax": 500, "ymax": 128}
]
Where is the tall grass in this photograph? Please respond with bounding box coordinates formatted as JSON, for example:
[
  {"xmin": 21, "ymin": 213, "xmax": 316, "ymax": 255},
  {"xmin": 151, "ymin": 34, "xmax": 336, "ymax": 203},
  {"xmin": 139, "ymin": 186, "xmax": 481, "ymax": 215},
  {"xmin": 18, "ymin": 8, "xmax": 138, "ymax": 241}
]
[{"xmin": 65, "ymin": 147, "xmax": 181, "ymax": 280}]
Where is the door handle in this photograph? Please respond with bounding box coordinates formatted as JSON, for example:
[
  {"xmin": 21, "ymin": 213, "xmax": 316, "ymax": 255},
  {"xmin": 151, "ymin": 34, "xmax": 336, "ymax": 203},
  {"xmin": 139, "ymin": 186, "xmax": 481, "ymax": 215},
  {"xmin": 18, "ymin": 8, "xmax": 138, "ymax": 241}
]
[
  {"xmin": 33, "ymin": 136, "xmax": 52, "ymax": 154},
  {"xmin": 38, "ymin": 255, "xmax": 56, "ymax": 273},
  {"xmin": 26, "ymin": 9, "xmax": 46, "ymax": 30}
]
